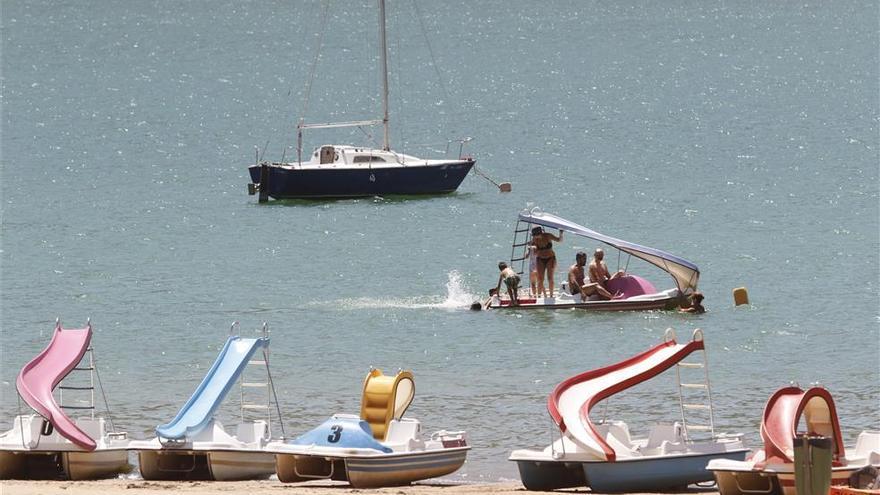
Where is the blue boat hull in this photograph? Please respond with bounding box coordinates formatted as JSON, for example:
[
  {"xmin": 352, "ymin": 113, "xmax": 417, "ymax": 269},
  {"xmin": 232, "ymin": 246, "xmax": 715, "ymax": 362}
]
[
  {"xmin": 516, "ymin": 449, "xmax": 749, "ymax": 492},
  {"xmin": 248, "ymin": 160, "xmax": 475, "ymax": 199}
]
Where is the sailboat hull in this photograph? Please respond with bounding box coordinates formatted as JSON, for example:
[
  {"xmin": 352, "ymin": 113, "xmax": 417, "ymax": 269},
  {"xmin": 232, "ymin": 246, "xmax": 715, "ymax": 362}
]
[{"xmin": 248, "ymin": 160, "xmax": 474, "ymax": 199}]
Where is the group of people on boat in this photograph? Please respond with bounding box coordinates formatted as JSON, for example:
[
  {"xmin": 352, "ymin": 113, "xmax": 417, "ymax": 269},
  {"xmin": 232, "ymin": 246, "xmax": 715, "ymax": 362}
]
[
  {"xmin": 495, "ymin": 226, "xmax": 624, "ymax": 305},
  {"xmin": 494, "ymin": 225, "xmax": 704, "ymax": 312}
]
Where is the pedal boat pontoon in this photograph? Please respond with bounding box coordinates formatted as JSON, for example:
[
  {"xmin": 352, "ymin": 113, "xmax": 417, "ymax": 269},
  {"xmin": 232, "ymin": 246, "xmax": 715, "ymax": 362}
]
[
  {"xmin": 128, "ymin": 322, "xmax": 283, "ymax": 481},
  {"xmin": 482, "ymin": 209, "xmax": 700, "ymax": 311},
  {"xmin": 509, "ymin": 329, "xmax": 749, "ymax": 492},
  {"xmin": 267, "ymin": 369, "xmax": 469, "ymax": 488},
  {"xmin": 0, "ymin": 319, "xmax": 129, "ymax": 480},
  {"xmin": 707, "ymin": 386, "xmax": 880, "ymax": 495}
]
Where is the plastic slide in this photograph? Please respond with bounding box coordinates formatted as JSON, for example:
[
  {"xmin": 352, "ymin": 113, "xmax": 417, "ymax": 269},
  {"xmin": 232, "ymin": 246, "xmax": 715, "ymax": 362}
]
[
  {"xmin": 547, "ymin": 331, "xmax": 705, "ymax": 461},
  {"xmin": 759, "ymin": 386, "xmax": 845, "ymax": 465},
  {"xmin": 16, "ymin": 321, "xmax": 97, "ymax": 450},
  {"xmin": 156, "ymin": 336, "xmax": 268, "ymax": 441}
]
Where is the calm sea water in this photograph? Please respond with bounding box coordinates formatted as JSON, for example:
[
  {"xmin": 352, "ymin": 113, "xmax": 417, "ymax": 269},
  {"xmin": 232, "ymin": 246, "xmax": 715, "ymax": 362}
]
[{"xmin": 1, "ymin": 0, "xmax": 878, "ymax": 482}]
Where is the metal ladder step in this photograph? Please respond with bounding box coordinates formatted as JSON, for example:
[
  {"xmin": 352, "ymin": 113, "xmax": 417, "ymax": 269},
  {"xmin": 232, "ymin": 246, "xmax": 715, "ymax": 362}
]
[
  {"xmin": 248, "ymin": 360, "xmax": 266, "ymax": 366},
  {"xmin": 58, "ymin": 386, "xmax": 94, "ymax": 391},
  {"xmin": 61, "ymin": 405, "xmax": 95, "ymax": 410},
  {"xmin": 678, "ymin": 362, "xmax": 704, "ymax": 368},
  {"xmin": 680, "ymin": 383, "xmax": 708, "ymax": 389},
  {"xmin": 241, "ymin": 382, "xmax": 268, "ymax": 388},
  {"xmin": 686, "ymin": 424, "xmax": 712, "ymax": 431},
  {"xmin": 683, "ymin": 404, "xmax": 711, "ymax": 410},
  {"xmin": 73, "ymin": 367, "xmax": 94, "ymax": 371},
  {"xmin": 241, "ymin": 404, "xmax": 269, "ymax": 410}
]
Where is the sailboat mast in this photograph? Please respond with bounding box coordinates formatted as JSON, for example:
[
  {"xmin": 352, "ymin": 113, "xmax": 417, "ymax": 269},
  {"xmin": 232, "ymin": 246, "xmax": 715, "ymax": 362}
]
[{"xmin": 379, "ymin": 0, "xmax": 390, "ymax": 151}]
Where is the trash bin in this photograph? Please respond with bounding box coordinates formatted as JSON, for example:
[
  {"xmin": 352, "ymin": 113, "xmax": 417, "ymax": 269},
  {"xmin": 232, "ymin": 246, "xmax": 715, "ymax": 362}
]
[{"xmin": 794, "ymin": 434, "xmax": 833, "ymax": 495}]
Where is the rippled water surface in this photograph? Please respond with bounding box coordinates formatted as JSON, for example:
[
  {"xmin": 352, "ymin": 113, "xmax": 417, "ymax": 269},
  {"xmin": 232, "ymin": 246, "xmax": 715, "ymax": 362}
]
[{"xmin": 2, "ymin": 0, "xmax": 878, "ymax": 482}]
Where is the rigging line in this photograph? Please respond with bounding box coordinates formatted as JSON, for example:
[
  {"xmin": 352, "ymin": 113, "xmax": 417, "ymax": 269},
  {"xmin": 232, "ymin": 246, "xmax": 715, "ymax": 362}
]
[
  {"xmin": 91, "ymin": 348, "xmax": 116, "ymax": 433},
  {"xmin": 393, "ymin": 2, "xmax": 405, "ymax": 155},
  {"xmin": 410, "ymin": 0, "xmax": 455, "ymax": 130},
  {"xmin": 300, "ymin": 0, "xmax": 331, "ymax": 124}
]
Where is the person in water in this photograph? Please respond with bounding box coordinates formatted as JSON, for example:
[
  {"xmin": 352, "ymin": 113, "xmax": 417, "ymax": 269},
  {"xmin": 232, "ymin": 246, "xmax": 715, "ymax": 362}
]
[
  {"xmin": 680, "ymin": 292, "xmax": 705, "ymax": 313},
  {"xmin": 531, "ymin": 226, "xmax": 563, "ymax": 298},
  {"xmin": 569, "ymin": 252, "xmax": 615, "ymax": 300},
  {"xmin": 495, "ymin": 261, "xmax": 521, "ymax": 306},
  {"xmin": 588, "ymin": 248, "xmax": 624, "ymax": 300}
]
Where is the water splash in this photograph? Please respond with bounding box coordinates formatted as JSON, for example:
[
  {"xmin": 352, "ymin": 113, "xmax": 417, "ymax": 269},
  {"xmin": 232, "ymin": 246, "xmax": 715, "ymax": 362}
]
[{"xmin": 323, "ymin": 271, "xmax": 479, "ymax": 310}]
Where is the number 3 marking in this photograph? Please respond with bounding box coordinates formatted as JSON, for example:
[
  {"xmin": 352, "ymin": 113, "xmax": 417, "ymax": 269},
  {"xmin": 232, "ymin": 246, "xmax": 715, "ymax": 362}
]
[{"xmin": 327, "ymin": 425, "xmax": 343, "ymax": 443}]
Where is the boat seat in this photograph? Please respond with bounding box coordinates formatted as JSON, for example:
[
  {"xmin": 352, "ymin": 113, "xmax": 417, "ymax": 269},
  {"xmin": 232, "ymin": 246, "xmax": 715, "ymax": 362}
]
[
  {"xmin": 594, "ymin": 421, "xmax": 636, "ymax": 456},
  {"xmin": 235, "ymin": 420, "xmax": 268, "ymax": 444},
  {"xmin": 645, "ymin": 423, "xmax": 683, "ymax": 449},
  {"xmin": 360, "ymin": 369, "xmax": 414, "ymax": 441}
]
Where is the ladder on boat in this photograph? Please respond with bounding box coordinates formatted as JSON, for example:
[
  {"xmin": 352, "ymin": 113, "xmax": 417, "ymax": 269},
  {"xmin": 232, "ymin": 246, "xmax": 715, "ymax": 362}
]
[
  {"xmin": 56, "ymin": 326, "xmax": 118, "ymax": 435},
  {"xmin": 674, "ymin": 328, "xmax": 716, "ymax": 442},
  {"xmin": 59, "ymin": 347, "xmax": 97, "ymax": 420},
  {"xmin": 233, "ymin": 322, "xmax": 286, "ymax": 439},
  {"xmin": 509, "ymin": 218, "xmax": 536, "ymax": 278}
]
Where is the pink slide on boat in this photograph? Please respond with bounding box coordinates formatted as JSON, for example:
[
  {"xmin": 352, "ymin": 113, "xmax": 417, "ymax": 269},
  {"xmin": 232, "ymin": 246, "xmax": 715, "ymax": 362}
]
[
  {"xmin": 15, "ymin": 321, "xmax": 97, "ymax": 451},
  {"xmin": 547, "ymin": 329, "xmax": 705, "ymax": 461},
  {"xmin": 758, "ymin": 386, "xmax": 845, "ymax": 465}
]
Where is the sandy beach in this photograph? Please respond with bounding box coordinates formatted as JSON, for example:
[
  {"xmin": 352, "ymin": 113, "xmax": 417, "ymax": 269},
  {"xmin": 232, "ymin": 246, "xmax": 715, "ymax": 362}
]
[{"xmin": 0, "ymin": 480, "xmax": 720, "ymax": 495}]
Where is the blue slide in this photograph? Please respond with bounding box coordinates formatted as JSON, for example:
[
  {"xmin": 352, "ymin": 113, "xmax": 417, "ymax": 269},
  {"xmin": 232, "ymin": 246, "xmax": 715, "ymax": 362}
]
[{"xmin": 156, "ymin": 336, "xmax": 269, "ymax": 441}]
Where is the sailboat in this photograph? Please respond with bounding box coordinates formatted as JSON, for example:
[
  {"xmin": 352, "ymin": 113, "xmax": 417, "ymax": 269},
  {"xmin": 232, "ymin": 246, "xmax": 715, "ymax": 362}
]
[{"xmin": 247, "ymin": 0, "xmax": 475, "ymax": 201}]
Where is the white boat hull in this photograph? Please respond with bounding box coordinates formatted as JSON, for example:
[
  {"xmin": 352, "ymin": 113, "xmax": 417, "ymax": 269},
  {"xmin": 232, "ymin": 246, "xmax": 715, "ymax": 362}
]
[
  {"xmin": 137, "ymin": 449, "xmax": 275, "ymax": 481},
  {"xmin": 275, "ymin": 447, "xmax": 469, "ymax": 488},
  {"xmin": 0, "ymin": 449, "xmax": 129, "ymax": 480}
]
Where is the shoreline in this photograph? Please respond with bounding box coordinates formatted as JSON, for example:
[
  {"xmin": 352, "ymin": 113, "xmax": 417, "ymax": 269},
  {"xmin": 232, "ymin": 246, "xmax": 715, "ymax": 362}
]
[{"xmin": 0, "ymin": 479, "xmax": 721, "ymax": 495}]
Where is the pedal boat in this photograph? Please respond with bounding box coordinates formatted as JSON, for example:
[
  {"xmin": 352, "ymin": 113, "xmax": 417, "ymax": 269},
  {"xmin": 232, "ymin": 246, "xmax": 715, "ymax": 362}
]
[
  {"xmin": 481, "ymin": 208, "xmax": 699, "ymax": 311},
  {"xmin": 128, "ymin": 323, "xmax": 282, "ymax": 481},
  {"xmin": 268, "ymin": 369, "xmax": 470, "ymax": 488},
  {"xmin": 707, "ymin": 386, "xmax": 880, "ymax": 495},
  {"xmin": 0, "ymin": 319, "xmax": 129, "ymax": 480},
  {"xmin": 509, "ymin": 329, "xmax": 749, "ymax": 492}
]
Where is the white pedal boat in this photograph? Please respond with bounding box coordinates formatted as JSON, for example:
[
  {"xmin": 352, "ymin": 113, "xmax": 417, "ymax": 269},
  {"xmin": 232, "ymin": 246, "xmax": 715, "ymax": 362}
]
[
  {"xmin": 128, "ymin": 323, "xmax": 283, "ymax": 481},
  {"xmin": 509, "ymin": 329, "xmax": 749, "ymax": 492},
  {"xmin": 0, "ymin": 319, "xmax": 129, "ymax": 480},
  {"xmin": 707, "ymin": 386, "xmax": 880, "ymax": 495},
  {"xmin": 268, "ymin": 369, "xmax": 469, "ymax": 488}
]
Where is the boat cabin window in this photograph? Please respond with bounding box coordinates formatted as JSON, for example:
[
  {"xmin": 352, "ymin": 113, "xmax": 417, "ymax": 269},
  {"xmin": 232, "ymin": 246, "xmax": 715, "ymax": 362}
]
[
  {"xmin": 319, "ymin": 146, "xmax": 337, "ymax": 164},
  {"xmin": 352, "ymin": 155, "xmax": 387, "ymax": 163}
]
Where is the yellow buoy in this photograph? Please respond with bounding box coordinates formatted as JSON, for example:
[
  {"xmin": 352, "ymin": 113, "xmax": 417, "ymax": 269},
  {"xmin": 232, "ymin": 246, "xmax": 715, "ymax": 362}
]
[{"xmin": 733, "ymin": 287, "xmax": 749, "ymax": 306}]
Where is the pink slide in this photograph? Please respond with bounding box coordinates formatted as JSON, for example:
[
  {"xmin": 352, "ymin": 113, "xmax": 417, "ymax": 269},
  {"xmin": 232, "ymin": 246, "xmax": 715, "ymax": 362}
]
[
  {"xmin": 15, "ymin": 321, "xmax": 97, "ymax": 451},
  {"xmin": 758, "ymin": 386, "xmax": 845, "ymax": 466},
  {"xmin": 547, "ymin": 330, "xmax": 705, "ymax": 461}
]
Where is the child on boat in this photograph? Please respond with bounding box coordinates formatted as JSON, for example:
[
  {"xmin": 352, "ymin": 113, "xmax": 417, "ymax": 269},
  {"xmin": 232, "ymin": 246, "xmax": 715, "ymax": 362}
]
[{"xmin": 496, "ymin": 262, "xmax": 521, "ymax": 306}]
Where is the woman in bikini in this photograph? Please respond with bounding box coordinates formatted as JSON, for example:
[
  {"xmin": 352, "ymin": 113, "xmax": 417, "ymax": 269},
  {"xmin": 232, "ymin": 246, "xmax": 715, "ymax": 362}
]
[{"xmin": 531, "ymin": 226, "xmax": 563, "ymax": 298}]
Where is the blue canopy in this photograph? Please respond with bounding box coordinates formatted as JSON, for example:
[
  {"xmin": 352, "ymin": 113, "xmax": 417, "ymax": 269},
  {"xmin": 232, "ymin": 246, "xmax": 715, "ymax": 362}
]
[{"xmin": 519, "ymin": 210, "xmax": 700, "ymax": 292}]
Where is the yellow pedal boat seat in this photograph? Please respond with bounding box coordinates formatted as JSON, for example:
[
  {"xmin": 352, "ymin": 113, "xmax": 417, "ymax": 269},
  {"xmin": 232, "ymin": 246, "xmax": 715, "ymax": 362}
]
[{"xmin": 360, "ymin": 369, "xmax": 414, "ymax": 441}]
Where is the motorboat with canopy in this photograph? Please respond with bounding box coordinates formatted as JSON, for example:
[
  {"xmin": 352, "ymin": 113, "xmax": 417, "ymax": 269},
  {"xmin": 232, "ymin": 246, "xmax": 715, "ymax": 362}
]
[{"xmin": 481, "ymin": 208, "xmax": 700, "ymax": 311}]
